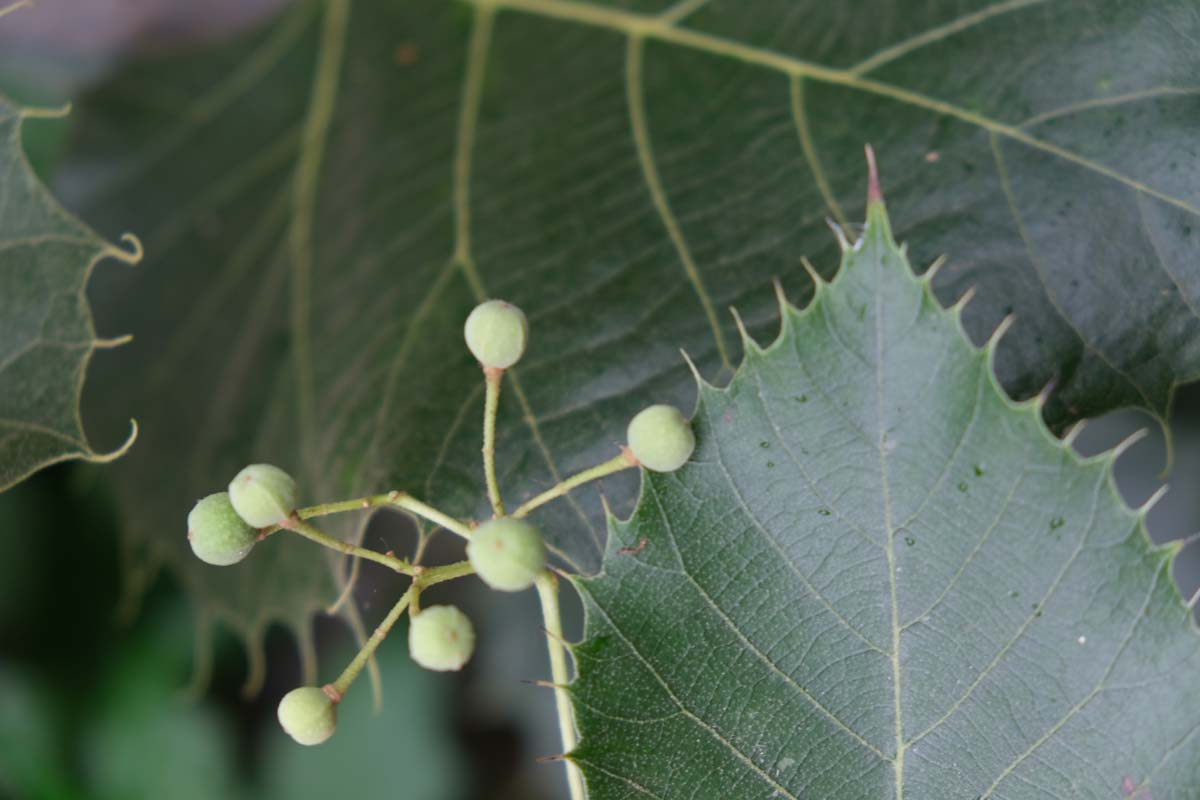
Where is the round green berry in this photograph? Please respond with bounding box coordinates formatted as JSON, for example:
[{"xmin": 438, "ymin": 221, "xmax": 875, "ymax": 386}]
[
  {"xmin": 627, "ymin": 404, "xmax": 695, "ymax": 472},
  {"xmin": 228, "ymin": 464, "xmax": 297, "ymax": 527},
  {"xmin": 277, "ymin": 686, "xmax": 337, "ymax": 746},
  {"xmin": 464, "ymin": 299, "xmax": 528, "ymax": 370},
  {"xmin": 187, "ymin": 492, "xmax": 257, "ymax": 566},
  {"xmin": 467, "ymin": 518, "xmax": 546, "ymax": 592},
  {"xmin": 409, "ymin": 605, "xmax": 475, "ymax": 672}
]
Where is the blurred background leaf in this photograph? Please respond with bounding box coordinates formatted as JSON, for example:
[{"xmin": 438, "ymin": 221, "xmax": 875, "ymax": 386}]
[{"xmin": 3, "ymin": 0, "xmax": 1199, "ymax": 671}]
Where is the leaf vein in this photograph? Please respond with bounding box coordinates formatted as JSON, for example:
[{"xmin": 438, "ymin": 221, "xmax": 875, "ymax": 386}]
[{"xmin": 625, "ymin": 35, "xmax": 733, "ymax": 373}]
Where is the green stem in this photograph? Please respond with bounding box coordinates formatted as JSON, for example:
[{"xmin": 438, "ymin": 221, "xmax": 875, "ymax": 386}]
[
  {"xmin": 329, "ymin": 561, "xmax": 476, "ymax": 697},
  {"xmin": 331, "ymin": 586, "xmax": 414, "ymax": 695},
  {"xmin": 385, "ymin": 492, "xmax": 475, "ymax": 540},
  {"xmin": 512, "ymin": 452, "xmax": 635, "ymax": 519},
  {"xmin": 263, "ymin": 493, "xmax": 473, "ymax": 541},
  {"xmin": 281, "ymin": 515, "xmax": 413, "ymax": 574},
  {"xmin": 483, "ymin": 367, "xmax": 506, "ymax": 517},
  {"xmin": 416, "ymin": 559, "xmax": 476, "ymax": 588},
  {"xmin": 535, "ymin": 571, "xmax": 585, "ymax": 800}
]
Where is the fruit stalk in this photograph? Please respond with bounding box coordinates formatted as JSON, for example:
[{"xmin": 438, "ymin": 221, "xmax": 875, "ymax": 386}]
[
  {"xmin": 332, "ymin": 586, "xmax": 415, "ymax": 696},
  {"xmin": 512, "ymin": 451, "xmax": 636, "ymax": 519},
  {"xmin": 260, "ymin": 492, "xmax": 474, "ymax": 541},
  {"xmin": 384, "ymin": 491, "xmax": 476, "ymax": 540},
  {"xmin": 483, "ymin": 366, "xmax": 506, "ymax": 517},
  {"xmin": 281, "ymin": 515, "xmax": 414, "ymax": 574}
]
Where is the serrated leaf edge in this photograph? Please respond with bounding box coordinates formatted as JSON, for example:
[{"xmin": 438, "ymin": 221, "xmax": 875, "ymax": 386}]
[
  {"xmin": 0, "ymin": 98, "xmax": 143, "ymax": 491},
  {"xmin": 565, "ymin": 190, "xmax": 1200, "ymax": 793}
]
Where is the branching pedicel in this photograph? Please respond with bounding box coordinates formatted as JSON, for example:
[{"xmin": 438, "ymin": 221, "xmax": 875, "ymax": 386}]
[{"xmin": 185, "ymin": 300, "xmax": 697, "ymax": 793}]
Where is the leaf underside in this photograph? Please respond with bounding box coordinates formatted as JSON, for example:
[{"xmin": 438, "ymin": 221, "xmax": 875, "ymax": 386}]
[
  {"xmin": 44, "ymin": 0, "xmax": 1200, "ymax": 654},
  {"xmin": 0, "ymin": 94, "xmax": 137, "ymax": 492},
  {"xmin": 569, "ymin": 201, "xmax": 1200, "ymax": 799}
]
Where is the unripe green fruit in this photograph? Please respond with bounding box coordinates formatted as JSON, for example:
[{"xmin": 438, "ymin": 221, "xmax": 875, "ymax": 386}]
[
  {"xmin": 464, "ymin": 299, "xmax": 528, "ymax": 369},
  {"xmin": 228, "ymin": 464, "xmax": 297, "ymax": 527},
  {"xmin": 277, "ymin": 686, "xmax": 337, "ymax": 746},
  {"xmin": 187, "ymin": 492, "xmax": 257, "ymax": 566},
  {"xmin": 467, "ymin": 518, "xmax": 546, "ymax": 592},
  {"xmin": 409, "ymin": 605, "xmax": 475, "ymax": 672},
  {"xmin": 627, "ymin": 404, "xmax": 695, "ymax": 472}
]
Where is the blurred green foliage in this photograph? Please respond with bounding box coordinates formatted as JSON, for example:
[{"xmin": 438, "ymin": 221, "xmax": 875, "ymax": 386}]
[{"xmin": 0, "ymin": 467, "xmax": 468, "ymax": 800}]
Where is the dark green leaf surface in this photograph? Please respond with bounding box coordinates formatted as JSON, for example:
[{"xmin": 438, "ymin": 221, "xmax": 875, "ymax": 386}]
[
  {"xmin": 0, "ymin": 92, "xmax": 138, "ymax": 491},
  {"xmin": 569, "ymin": 199, "xmax": 1200, "ymax": 798},
  {"xmin": 55, "ymin": 0, "xmax": 1200, "ymax": 643}
]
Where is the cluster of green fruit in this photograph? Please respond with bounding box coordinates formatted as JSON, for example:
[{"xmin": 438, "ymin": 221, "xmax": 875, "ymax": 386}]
[{"xmin": 185, "ymin": 299, "xmax": 696, "ymax": 748}]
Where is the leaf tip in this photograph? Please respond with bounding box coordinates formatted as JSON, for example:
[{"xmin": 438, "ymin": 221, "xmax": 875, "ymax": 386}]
[
  {"xmin": 865, "ymin": 143, "xmax": 882, "ymax": 205},
  {"xmin": 861, "ymin": 145, "xmax": 894, "ymax": 246}
]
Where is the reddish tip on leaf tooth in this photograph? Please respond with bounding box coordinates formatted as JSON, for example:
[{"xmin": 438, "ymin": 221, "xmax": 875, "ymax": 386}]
[{"xmin": 865, "ymin": 143, "xmax": 882, "ymax": 205}]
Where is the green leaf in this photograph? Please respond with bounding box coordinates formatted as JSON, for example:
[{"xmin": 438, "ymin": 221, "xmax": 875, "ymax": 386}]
[
  {"xmin": 0, "ymin": 92, "xmax": 139, "ymax": 492},
  {"xmin": 568, "ymin": 196, "xmax": 1200, "ymax": 798},
  {"xmin": 80, "ymin": 603, "xmax": 245, "ymax": 800},
  {"xmin": 0, "ymin": 666, "xmax": 80, "ymax": 799},
  {"xmin": 52, "ymin": 0, "xmax": 1200, "ymax": 642}
]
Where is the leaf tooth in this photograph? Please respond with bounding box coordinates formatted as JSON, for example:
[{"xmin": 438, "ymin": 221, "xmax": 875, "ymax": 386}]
[
  {"xmin": 102, "ymin": 231, "xmax": 144, "ymax": 265},
  {"xmin": 182, "ymin": 610, "xmax": 214, "ymax": 701},
  {"xmin": 1137, "ymin": 483, "xmax": 1169, "ymax": 517},
  {"xmin": 599, "ymin": 492, "xmax": 618, "ymax": 524},
  {"xmin": 826, "ymin": 216, "xmax": 851, "ymax": 252},
  {"xmin": 797, "ymin": 258, "xmax": 826, "ymax": 295},
  {"xmin": 298, "ymin": 619, "xmax": 318, "ymax": 685},
  {"xmin": 679, "ymin": 348, "xmax": 719, "ymax": 395},
  {"xmin": 950, "ymin": 285, "xmax": 977, "ymax": 316},
  {"xmin": 91, "ymin": 419, "xmax": 140, "ymax": 464},
  {"xmin": 729, "ymin": 306, "xmax": 761, "ymax": 357},
  {"xmin": 1062, "ymin": 419, "xmax": 1088, "ymax": 449},
  {"xmin": 1107, "ymin": 427, "xmax": 1150, "ymax": 464},
  {"xmin": 772, "ymin": 276, "xmax": 792, "ymax": 311},
  {"xmin": 985, "ymin": 313, "xmax": 1016, "ymax": 353},
  {"xmin": 923, "ymin": 254, "xmax": 947, "ymax": 284},
  {"xmin": 240, "ymin": 627, "xmax": 268, "ymax": 698},
  {"xmin": 980, "ymin": 315, "xmax": 1018, "ymax": 414},
  {"xmin": 1032, "ymin": 374, "xmax": 1059, "ymax": 415}
]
